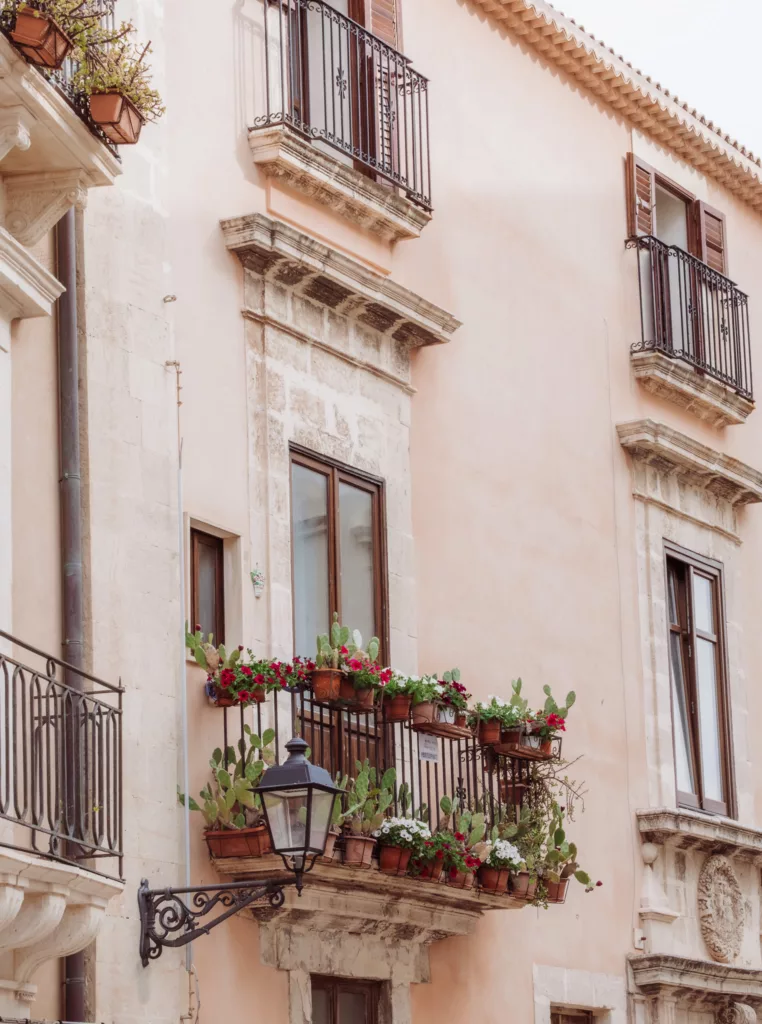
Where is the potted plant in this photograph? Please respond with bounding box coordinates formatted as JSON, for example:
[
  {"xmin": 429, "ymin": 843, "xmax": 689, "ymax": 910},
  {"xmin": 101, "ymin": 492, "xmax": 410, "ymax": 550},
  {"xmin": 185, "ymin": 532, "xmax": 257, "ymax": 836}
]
[
  {"xmin": 538, "ymin": 801, "xmax": 596, "ymax": 904},
  {"xmin": 340, "ymin": 632, "xmax": 387, "ymax": 710},
  {"xmin": 342, "ymin": 764, "xmax": 395, "ymax": 868},
  {"xmin": 477, "ymin": 837, "xmax": 522, "ymax": 894},
  {"xmin": 411, "ymin": 671, "xmax": 472, "ymax": 738},
  {"xmin": 499, "ymin": 804, "xmax": 545, "ymax": 898},
  {"xmin": 471, "ymin": 695, "xmax": 524, "ymax": 746},
  {"xmin": 521, "ymin": 686, "xmax": 575, "ymax": 760},
  {"xmin": 178, "ymin": 728, "xmax": 276, "ymax": 858},
  {"xmin": 323, "ymin": 773, "xmax": 348, "ymax": 862},
  {"xmin": 441, "ymin": 801, "xmax": 487, "ymax": 888},
  {"xmin": 312, "ymin": 613, "xmax": 352, "ymax": 702},
  {"xmin": 374, "ymin": 816, "xmax": 431, "ymax": 876},
  {"xmin": 379, "ymin": 673, "xmax": 417, "ymax": 723},
  {"xmin": 186, "ymin": 626, "xmax": 243, "ymax": 706},
  {"xmin": 77, "ymin": 38, "xmax": 164, "ymax": 144},
  {"xmin": 8, "ymin": 0, "xmax": 104, "ymax": 69}
]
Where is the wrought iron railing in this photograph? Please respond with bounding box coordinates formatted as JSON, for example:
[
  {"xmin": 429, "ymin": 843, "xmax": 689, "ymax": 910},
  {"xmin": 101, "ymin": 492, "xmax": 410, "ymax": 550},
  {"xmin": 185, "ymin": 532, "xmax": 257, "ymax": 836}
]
[
  {"xmin": 253, "ymin": 0, "xmax": 431, "ymax": 210},
  {"xmin": 0, "ymin": 1, "xmax": 119, "ymax": 156},
  {"xmin": 0, "ymin": 631, "xmax": 123, "ymax": 879},
  {"xmin": 628, "ymin": 234, "xmax": 753, "ymax": 401},
  {"xmin": 219, "ymin": 689, "xmax": 553, "ymax": 832}
]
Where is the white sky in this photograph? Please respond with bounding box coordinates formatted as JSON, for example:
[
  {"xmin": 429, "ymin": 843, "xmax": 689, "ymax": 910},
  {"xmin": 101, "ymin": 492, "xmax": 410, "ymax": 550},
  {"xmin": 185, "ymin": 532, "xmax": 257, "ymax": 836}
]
[{"xmin": 556, "ymin": 0, "xmax": 762, "ymax": 158}]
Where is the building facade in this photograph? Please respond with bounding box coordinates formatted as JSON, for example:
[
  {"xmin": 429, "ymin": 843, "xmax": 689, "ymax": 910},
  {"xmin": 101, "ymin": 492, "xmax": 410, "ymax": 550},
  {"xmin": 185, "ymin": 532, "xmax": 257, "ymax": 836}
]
[{"xmin": 2, "ymin": 1, "xmax": 762, "ymax": 1023}]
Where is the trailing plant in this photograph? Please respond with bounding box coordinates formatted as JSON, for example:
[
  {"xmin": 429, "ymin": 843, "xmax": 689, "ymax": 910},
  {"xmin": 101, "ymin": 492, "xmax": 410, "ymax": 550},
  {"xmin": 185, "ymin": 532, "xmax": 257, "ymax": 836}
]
[
  {"xmin": 178, "ymin": 728, "xmax": 276, "ymax": 831},
  {"xmin": 538, "ymin": 801, "xmax": 598, "ymax": 892}
]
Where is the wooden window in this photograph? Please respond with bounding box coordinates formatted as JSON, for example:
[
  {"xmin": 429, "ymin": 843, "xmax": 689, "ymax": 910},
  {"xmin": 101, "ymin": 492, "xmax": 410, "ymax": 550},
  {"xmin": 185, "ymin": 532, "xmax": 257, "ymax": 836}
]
[
  {"xmin": 626, "ymin": 153, "xmax": 729, "ymax": 274},
  {"xmin": 190, "ymin": 529, "xmax": 225, "ymax": 645},
  {"xmin": 312, "ymin": 977, "xmax": 380, "ymax": 1024},
  {"xmin": 551, "ymin": 1012, "xmax": 594, "ymax": 1024},
  {"xmin": 290, "ymin": 447, "xmax": 387, "ymax": 660},
  {"xmin": 665, "ymin": 544, "xmax": 733, "ymax": 816}
]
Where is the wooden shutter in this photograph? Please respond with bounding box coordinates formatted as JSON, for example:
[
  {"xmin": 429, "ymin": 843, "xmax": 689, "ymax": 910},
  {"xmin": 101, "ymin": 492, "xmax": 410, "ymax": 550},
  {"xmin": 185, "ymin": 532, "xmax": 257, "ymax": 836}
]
[
  {"xmin": 694, "ymin": 201, "xmax": 727, "ymax": 274},
  {"xmin": 626, "ymin": 152, "xmax": 656, "ymax": 237},
  {"xmin": 370, "ymin": 0, "xmax": 399, "ymax": 47}
]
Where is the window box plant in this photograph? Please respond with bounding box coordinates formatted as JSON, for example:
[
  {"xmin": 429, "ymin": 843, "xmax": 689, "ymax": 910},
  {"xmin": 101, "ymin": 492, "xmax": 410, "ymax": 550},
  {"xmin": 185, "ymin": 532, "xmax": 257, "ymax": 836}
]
[
  {"xmin": 471, "ymin": 692, "xmax": 526, "ymax": 747},
  {"xmin": 411, "ymin": 670, "xmax": 473, "ymax": 739},
  {"xmin": 374, "ymin": 815, "xmax": 431, "ymax": 876},
  {"xmin": 311, "ymin": 613, "xmax": 379, "ymax": 705},
  {"xmin": 476, "ymin": 838, "xmax": 522, "ymax": 893},
  {"xmin": 78, "ymin": 38, "xmax": 164, "ymax": 145},
  {"xmin": 10, "ymin": 3, "xmax": 74, "ymax": 68},
  {"xmin": 379, "ymin": 673, "xmax": 417, "ymax": 723},
  {"xmin": 178, "ymin": 729, "xmax": 276, "ymax": 858}
]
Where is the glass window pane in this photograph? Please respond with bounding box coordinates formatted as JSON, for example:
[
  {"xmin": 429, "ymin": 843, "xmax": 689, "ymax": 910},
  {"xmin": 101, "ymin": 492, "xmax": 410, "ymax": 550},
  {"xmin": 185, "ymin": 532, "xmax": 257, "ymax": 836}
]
[
  {"xmin": 669, "ymin": 632, "xmax": 695, "ymax": 795},
  {"xmin": 338, "ymin": 991, "xmax": 368, "ymax": 1024},
  {"xmin": 668, "ymin": 568, "xmax": 679, "ymax": 626},
  {"xmin": 292, "ymin": 465, "xmax": 330, "ymax": 658},
  {"xmin": 339, "ymin": 483, "xmax": 375, "ymax": 648},
  {"xmin": 693, "ymin": 574, "xmax": 714, "ymax": 634},
  {"xmin": 313, "ymin": 989, "xmax": 330, "ymax": 1024},
  {"xmin": 696, "ymin": 637, "xmax": 724, "ymax": 804},
  {"xmin": 197, "ymin": 540, "xmax": 219, "ymax": 640}
]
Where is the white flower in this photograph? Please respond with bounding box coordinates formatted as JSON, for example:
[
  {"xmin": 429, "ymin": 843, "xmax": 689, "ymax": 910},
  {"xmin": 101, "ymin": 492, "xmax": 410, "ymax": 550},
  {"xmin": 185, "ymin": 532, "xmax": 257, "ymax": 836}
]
[
  {"xmin": 491, "ymin": 839, "xmax": 522, "ymax": 868},
  {"xmin": 372, "ymin": 830, "xmax": 381, "ymax": 838},
  {"xmin": 400, "ymin": 830, "xmax": 412, "ymax": 841}
]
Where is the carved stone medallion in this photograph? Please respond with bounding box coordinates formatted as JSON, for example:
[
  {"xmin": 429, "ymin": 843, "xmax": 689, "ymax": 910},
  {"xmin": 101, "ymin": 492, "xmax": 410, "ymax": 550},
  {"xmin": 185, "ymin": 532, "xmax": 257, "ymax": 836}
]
[
  {"xmin": 697, "ymin": 855, "xmax": 744, "ymax": 963},
  {"xmin": 716, "ymin": 1004, "xmax": 756, "ymax": 1024}
]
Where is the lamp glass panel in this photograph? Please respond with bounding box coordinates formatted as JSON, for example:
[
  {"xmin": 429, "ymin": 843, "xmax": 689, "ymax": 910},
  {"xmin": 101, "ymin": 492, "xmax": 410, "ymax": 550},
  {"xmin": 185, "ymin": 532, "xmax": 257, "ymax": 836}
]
[
  {"xmin": 308, "ymin": 790, "xmax": 336, "ymax": 851},
  {"xmin": 263, "ymin": 788, "xmax": 309, "ymax": 852}
]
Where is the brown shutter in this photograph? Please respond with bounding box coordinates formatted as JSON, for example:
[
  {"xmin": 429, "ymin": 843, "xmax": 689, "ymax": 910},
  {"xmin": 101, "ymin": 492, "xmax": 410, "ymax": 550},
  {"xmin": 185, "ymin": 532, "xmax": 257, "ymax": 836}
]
[
  {"xmin": 370, "ymin": 0, "xmax": 399, "ymax": 47},
  {"xmin": 694, "ymin": 201, "xmax": 727, "ymax": 274},
  {"xmin": 626, "ymin": 152, "xmax": 656, "ymax": 237}
]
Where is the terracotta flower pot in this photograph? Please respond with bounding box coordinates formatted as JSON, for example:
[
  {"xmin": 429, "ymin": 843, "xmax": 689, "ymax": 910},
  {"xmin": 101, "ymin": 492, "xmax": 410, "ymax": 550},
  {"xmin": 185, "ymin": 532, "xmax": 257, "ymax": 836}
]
[
  {"xmin": 383, "ymin": 694, "xmax": 412, "ymax": 723},
  {"xmin": 455, "ymin": 711, "xmax": 468, "ymax": 729},
  {"xmin": 446, "ymin": 870, "xmax": 475, "ymax": 889},
  {"xmin": 89, "ymin": 91, "xmax": 144, "ymax": 145},
  {"xmin": 411, "ymin": 701, "xmax": 437, "ymax": 726},
  {"xmin": 311, "ymin": 668, "xmax": 343, "ymax": 702},
  {"xmin": 343, "ymin": 835, "xmax": 376, "ymax": 868},
  {"xmin": 546, "ymin": 878, "xmax": 569, "ymax": 904},
  {"xmin": 205, "ymin": 825, "xmax": 271, "ymax": 859},
  {"xmin": 526, "ymin": 877, "xmax": 538, "ymax": 900},
  {"xmin": 501, "ymin": 726, "xmax": 522, "ymax": 746},
  {"xmin": 419, "ymin": 860, "xmax": 444, "ymax": 882},
  {"xmin": 379, "ymin": 845, "xmax": 412, "ymax": 876},
  {"xmin": 478, "ymin": 865, "xmax": 509, "ymax": 893},
  {"xmin": 323, "ymin": 831, "xmax": 339, "ymax": 862},
  {"xmin": 250, "ymin": 687, "xmax": 267, "ymax": 703},
  {"xmin": 11, "ymin": 11, "xmax": 74, "ymax": 69},
  {"xmin": 478, "ymin": 719, "xmax": 501, "ymax": 745},
  {"xmin": 212, "ymin": 688, "xmax": 235, "ymax": 707},
  {"xmin": 508, "ymin": 871, "xmax": 531, "ymax": 898},
  {"xmin": 340, "ymin": 677, "xmax": 375, "ymax": 710}
]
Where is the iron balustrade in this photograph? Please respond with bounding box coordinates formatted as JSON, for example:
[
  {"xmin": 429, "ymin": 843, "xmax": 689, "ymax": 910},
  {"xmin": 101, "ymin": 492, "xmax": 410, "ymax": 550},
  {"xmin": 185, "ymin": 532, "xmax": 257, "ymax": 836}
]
[
  {"xmin": 253, "ymin": 0, "xmax": 431, "ymax": 209},
  {"xmin": 0, "ymin": 0, "xmax": 119, "ymax": 156},
  {"xmin": 219, "ymin": 688, "xmax": 542, "ymax": 833},
  {"xmin": 0, "ymin": 631, "xmax": 123, "ymax": 879},
  {"xmin": 628, "ymin": 234, "xmax": 753, "ymax": 401}
]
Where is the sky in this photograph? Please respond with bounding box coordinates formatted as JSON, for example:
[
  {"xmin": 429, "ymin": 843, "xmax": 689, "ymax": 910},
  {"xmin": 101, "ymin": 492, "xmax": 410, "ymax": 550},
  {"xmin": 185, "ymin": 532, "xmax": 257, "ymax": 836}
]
[{"xmin": 555, "ymin": 0, "xmax": 762, "ymax": 159}]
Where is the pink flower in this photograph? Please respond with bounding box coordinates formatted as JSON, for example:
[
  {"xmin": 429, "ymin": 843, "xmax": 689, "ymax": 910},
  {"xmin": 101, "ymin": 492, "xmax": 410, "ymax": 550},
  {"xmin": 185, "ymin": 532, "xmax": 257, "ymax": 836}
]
[{"xmin": 347, "ymin": 657, "xmax": 363, "ymax": 673}]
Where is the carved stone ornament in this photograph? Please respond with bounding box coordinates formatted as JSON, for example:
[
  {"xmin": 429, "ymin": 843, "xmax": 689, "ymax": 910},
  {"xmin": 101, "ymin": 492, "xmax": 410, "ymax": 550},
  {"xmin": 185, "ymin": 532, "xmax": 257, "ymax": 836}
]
[
  {"xmin": 716, "ymin": 1004, "xmax": 757, "ymax": 1023},
  {"xmin": 697, "ymin": 855, "xmax": 744, "ymax": 964}
]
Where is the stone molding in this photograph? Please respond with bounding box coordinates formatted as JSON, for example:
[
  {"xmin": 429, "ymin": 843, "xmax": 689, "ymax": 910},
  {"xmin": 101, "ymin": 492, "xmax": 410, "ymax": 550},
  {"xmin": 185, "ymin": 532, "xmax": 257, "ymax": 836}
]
[
  {"xmin": 250, "ymin": 125, "xmax": 431, "ymax": 243},
  {"xmin": 637, "ymin": 808, "xmax": 762, "ymax": 861},
  {"xmin": 697, "ymin": 856, "xmax": 744, "ymax": 964},
  {"xmin": 221, "ymin": 213, "xmax": 461, "ymax": 347},
  {"xmin": 0, "ymin": 224, "xmax": 63, "ymax": 320},
  {"xmin": 631, "ymin": 350, "xmax": 755, "ymax": 428},
  {"xmin": 628, "ymin": 953, "xmax": 762, "ymax": 1010},
  {"xmin": 5, "ymin": 170, "xmax": 88, "ymax": 248},
  {"xmin": 717, "ymin": 1006, "xmax": 757, "ymax": 1023},
  {"xmin": 533, "ymin": 964, "xmax": 628, "ymax": 1023},
  {"xmin": 0, "ymin": 847, "xmax": 123, "ymax": 1005},
  {"xmin": 0, "ymin": 112, "xmax": 31, "ymax": 165}
]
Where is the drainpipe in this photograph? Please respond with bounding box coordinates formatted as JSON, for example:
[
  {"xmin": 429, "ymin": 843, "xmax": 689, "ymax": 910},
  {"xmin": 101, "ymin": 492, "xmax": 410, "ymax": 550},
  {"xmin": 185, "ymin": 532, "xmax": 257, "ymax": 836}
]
[{"xmin": 56, "ymin": 207, "xmax": 86, "ymax": 1024}]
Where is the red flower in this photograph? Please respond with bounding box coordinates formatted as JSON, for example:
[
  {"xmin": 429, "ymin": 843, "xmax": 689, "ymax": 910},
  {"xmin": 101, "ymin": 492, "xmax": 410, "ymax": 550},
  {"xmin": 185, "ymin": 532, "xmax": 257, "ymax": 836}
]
[
  {"xmin": 219, "ymin": 669, "xmax": 235, "ymax": 688},
  {"xmin": 546, "ymin": 713, "xmax": 566, "ymax": 730},
  {"xmin": 238, "ymin": 645, "xmax": 244, "ymax": 652},
  {"xmin": 238, "ymin": 691, "xmax": 251, "ymax": 703},
  {"xmin": 195, "ymin": 624, "xmax": 201, "ymax": 631},
  {"xmin": 424, "ymin": 840, "xmax": 432, "ymax": 847},
  {"xmin": 435, "ymin": 850, "xmax": 444, "ymax": 860},
  {"xmin": 285, "ymin": 664, "xmax": 293, "ymax": 675},
  {"xmin": 596, "ymin": 880, "xmax": 603, "ymax": 887},
  {"xmin": 240, "ymin": 666, "xmax": 252, "ymax": 677},
  {"xmin": 448, "ymin": 868, "xmax": 458, "ymax": 880},
  {"xmin": 280, "ymin": 679, "xmax": 287, "ymax": 688},
  {"xmin": 379, "ymin": 668, "xmax": 392, "ymax": 684},
  {"xmin": 347, "ymin": 657, "xmax": 364, "ymax": 673},
  {"xmin": 454, "ymin": 832, "xmax": 465, "ymax": 842},
  {"xmin": 340, "ymin": 646, "xmax": 349, "ymax": 656},
  {"xmin": 306, "ymin": 660, "xmax": 316, "ymax": 671},
  {"xmin": 254, "ymin": 673, "xmax": 265, "ymax": 686}
]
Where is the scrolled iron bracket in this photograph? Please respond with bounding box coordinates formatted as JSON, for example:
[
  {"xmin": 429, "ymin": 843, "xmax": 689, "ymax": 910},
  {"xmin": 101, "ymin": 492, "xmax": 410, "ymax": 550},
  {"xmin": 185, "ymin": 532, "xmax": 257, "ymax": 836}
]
[{"xmin": 138, "ymin": 876, "xmax": 299, "ymax": 966}]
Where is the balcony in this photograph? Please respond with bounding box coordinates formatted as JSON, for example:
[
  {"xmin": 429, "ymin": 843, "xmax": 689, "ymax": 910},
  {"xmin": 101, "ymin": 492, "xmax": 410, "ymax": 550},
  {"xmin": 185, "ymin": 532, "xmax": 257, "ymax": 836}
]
[
  {"xmin": 627, "ymin": 235, "xmax": 754, "ymax": 427},
  {"xmin": 0, "ymin": 632, "xmax": 123, "ymax": 1007},
  {"xmin": 249, "ymin": 0, "xmax": 432, "ymax": 242}
]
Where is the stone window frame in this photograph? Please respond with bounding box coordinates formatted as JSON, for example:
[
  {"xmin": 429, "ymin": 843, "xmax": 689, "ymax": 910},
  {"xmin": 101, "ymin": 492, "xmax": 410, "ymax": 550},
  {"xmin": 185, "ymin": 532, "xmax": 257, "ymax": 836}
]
[{"xmin": 533, "ymin": 965, "xmax": 626, "ymax": 1024}]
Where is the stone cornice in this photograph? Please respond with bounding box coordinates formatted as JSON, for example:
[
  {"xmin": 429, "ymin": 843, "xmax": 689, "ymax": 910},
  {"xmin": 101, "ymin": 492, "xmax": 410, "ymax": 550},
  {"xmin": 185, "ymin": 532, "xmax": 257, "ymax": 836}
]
[
  {"xmin": 637, "ymin": 808, "xmax": 762, "ymax": 861},
  {"xmin": 0, "ymin": 224, "xmax": 63, "ymax": 319},
  {"xmin": 221, "ymin": 213, "xmax": 461, "ymax": 347},
  {"xmin": 250, "ymin": 126, "xmax": 431, "ymax": 243},
  {"xmin": 467, "ymin": 0, "xmax": 762, "ymax": 214},
  {"xmin": 629, "ymin": 953, "xmax": 762, "ymax": 1007},
  {"xmin": 617, "ymin": 420, "xmax": 762, "ymax": 505}
]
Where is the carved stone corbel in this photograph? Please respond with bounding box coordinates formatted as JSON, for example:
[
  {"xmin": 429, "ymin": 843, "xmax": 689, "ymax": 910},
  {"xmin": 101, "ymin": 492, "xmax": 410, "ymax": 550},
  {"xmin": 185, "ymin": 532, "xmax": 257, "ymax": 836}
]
[
  {"xmin": 0, "ymin": 873, "xmax": 26, "ymax": 932},
  {"xmin": 4, "ymin": 170, "xmax": 88, "ymax": 247},
  {"xmin": 14, "ymin": 899, "xmax": 108, "ymax": 999},
  {"xmin": 717, "ymin": 1005, "xmax": 757, "ymax": 1023},
  {"xmin": 0, "ymin": 886, "xmax": 68, "ymax": 954},
  {"xmin": 0, "ymin": 110, "xmax": 31, "ymax": 164}
]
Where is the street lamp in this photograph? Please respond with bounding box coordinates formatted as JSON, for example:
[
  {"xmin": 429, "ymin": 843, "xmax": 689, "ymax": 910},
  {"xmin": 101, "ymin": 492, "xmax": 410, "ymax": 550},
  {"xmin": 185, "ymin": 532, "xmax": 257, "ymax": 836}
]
[{"xmin": 138, "ymin": 737, "xmax": 341, "ymax": 966}]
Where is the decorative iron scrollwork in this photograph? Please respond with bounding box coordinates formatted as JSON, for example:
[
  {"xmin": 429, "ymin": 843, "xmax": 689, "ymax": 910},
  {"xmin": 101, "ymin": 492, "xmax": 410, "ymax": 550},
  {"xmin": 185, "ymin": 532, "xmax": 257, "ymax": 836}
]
[{"xmin": 138, "ymin": 877, "xmax": 296, "ymax": 966}]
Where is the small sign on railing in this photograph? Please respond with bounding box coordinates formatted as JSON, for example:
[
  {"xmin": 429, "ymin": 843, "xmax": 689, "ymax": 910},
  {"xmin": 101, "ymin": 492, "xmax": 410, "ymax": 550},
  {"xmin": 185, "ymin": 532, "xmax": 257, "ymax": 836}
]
[{"xmin": 418, "ymin": 734, "xmax": 438, "ymax": 763}]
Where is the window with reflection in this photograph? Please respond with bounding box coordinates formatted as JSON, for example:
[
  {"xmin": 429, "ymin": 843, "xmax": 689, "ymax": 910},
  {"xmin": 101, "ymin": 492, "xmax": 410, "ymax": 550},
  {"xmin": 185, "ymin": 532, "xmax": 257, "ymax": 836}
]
[
  {"xmin": 666, "ymin": 545, "xmax": 732, "ymax": 816},
  {"xmin": 191, "ymin": 529, "xmax": 224, "ymax": 644}
]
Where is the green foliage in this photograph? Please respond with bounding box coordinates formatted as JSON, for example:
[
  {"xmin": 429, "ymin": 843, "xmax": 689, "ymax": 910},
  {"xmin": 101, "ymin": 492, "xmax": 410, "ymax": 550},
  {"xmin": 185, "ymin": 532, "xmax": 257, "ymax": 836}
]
[
  {"xmin": 542, "ymin": 685, "xmax": 576, "ymax": 718},
  {"xmin": 185, "ymin": 623, "xmax": 241, "ymax": 674},
  {"xmin": 74, "ymin": 37, "xmax": 164, "ymax": 121},
  {"xmin": 340, "ymin": 761, "xmax": 396, "ymax": 836}
]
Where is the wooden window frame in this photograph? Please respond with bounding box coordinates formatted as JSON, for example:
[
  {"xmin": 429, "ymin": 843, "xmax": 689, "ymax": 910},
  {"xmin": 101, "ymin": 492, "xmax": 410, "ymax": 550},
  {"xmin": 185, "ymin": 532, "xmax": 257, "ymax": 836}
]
[
  {"xmin": 550, "ymin": 1012, "xmax": 594, "ymax": 1024},
  {"xmin": 311, "ymin": 976, "xmax": 380, "ymax": 1024},
  {"xmin": 190, "ymin": 528, "xmax": 225, "ymax": 645},
  {"xmin": 289, "ymin": 445, "xmax": 389, "ymax": 662},
  {"xmin": 664, "ymin": 541, "xmax": 735, "ymax": 818}
]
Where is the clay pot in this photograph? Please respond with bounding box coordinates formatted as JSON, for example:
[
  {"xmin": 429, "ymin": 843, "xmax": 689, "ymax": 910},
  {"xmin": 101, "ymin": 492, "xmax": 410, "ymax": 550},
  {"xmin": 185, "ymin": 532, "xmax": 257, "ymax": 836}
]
[
  {"xmin": 478, "ymin": 865, "xmax": 509, "ymax": 893},
  {"xmin": 311, "ymin": 668, "xmax": 343, "ymax": 702},
  {"xmin": 250, "ymin": 687, "xmax": 267, "ymax": 703},
  {"xmin": 478, "ymin": 719, "xmax": 501, "ymax": 745},
  {"xmin": 343, "ymin": 835, "xmax": 376, "ymax": 868},
  {"xmin": 383, "ymin": 694, "xmax": 412, "ymax": 723},
  {"xmin": 501, "ymin": 726, "xmax": 522, "ymax": 747},
  {"xmin": 508, "ymin": 871, "xmax": 531, "ymax": 898},
  {"xmin": 418, "ymin": 860, "xmax": 443, "ymax": 882},
  {"xmin": 205, "ymin": 825, "xmax": 272, "ymax": 859},
  {"xmin": 455, "ymin": 711, "xmax": 468, "ymax": 729},
  {"xmin": 411, "ymin": 701, "xmax": 437, "ymax": 726},
  {"xmin": 546, "ymin": 878, "xmax": 569, "ymax": 903},
  {"xmin": 339, "ymin": 677, "xmax": 375, "ymax": 709},
  {"xmin": 378, "ymin": 845, "xmax": 412, "ymax": 876},
  {"xmin": 11, "ymin": 11, "xmax": 73, "ymax": 69},
  {"xmin": 89, "ymin": 92, "xmax": 144, "ymax": 145},
  {"xmin": 323, "ymin": 831, "xmax": 339, "ymax": 862},
  {"xmin": 446, "ymin": 870, "xmax": 475, "ymax": 889},
  {"xmin": 526, "ymin": 877, "xmax": 538, "ymax": 900},
  {"xmin": 211, "ymin": 689, "xmax": 235, "ymax": 707}
]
